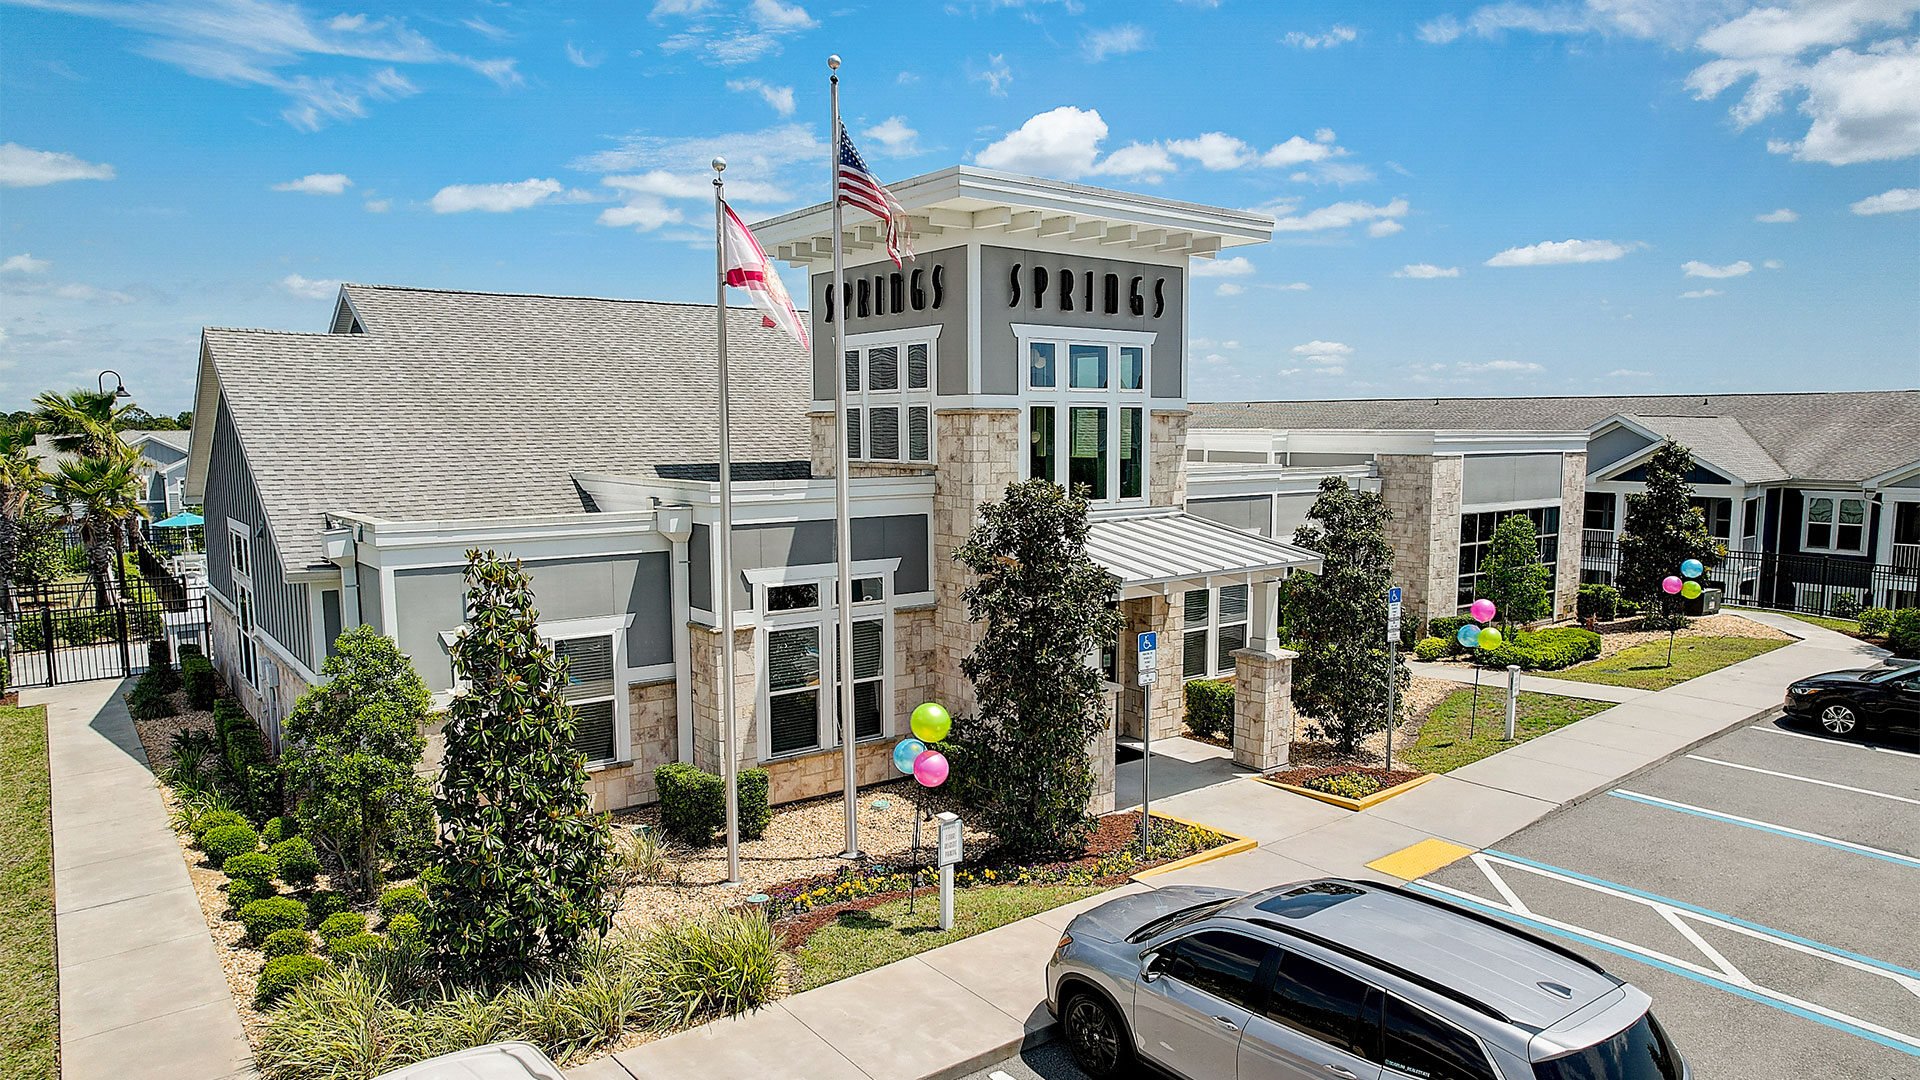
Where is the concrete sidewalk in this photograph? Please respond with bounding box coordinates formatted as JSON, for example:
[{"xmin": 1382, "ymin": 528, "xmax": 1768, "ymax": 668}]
[
  {"xmin": 581, "ymin": 623, "xmax": 1884, "ymax": 1080},
  {"xmin": 30, "ymin": 678, "xmax": 253, "ymax": 1080}
]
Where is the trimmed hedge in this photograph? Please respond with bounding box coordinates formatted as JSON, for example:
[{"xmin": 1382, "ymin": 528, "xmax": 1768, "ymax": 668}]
[
  {"xmin": 226, "ymin": 879, "xmax": 268, "ymax": 912},
  {"xmin": 1413, "ymin": 637, "xmax": 1449, "ymax": 662},
  {"xmin": 1890, "ymin": 608, "xmax": 1920, "ymax": 659},
  {"xmin": 1577, "ymin": 583, "xmax": 1621, "ymax": 622},
  {"xmin": 1183, "ymin": 678, "xmax": 1234, "ymax": 742},
  {"xmin": 223, "ymin": 851, "xmax": 279, "ymax": 893},
  {"xmin": 1427, "ymin": 616, "xmax": 1473, "ymax": 656},
  {"xmin": 376, "ymin": 884, "xmax": 428, "ymax": 925},
  {"xmin": 256, "ymin": 955, "xmax": 330, "ymax": 1007},
  {"xmin": 182, "ymin": 654, "xmax": 217, "ymax": 710},
  {"xmin": 260, "ymin": 816, "xmax": 299, "ymax": 845},
  {"xmin": 325, "ymin": 932, "xmax": 386, "ymax": 964},
  {"xmin": 190, "ymin": 808, "xmax": 249, "ymax": 843},
  {"xmin": 653, "ymin": 763, "xmax": 771, "ymax": 844},
  {"xmin": 261, "ymin": 928, "xmax": 314, "ymax": 959},
  {"xmin": 239, "ymin": 896, "xmax": 310, "ymax": 946},
  {"xmin": 146, "ymin": 639, "xmax": 181, "ymax": 692},
  {"xmin": 383, "ymin": 912, "xmax": 423, "ymax": 948},
  {"xmin": 316, "ymin": 911, "xmax": 367, "ymax": 944},
  {"xmin": 306, "ymin": 890, "xmax": 350, "ymax": 927},
  {"xmin": 202, "ymin": 822, "xmax": 260, "ymax": 864},
  {"xmin": 1858, "ymin": 607, "xmax": 1894, "ymax": 637},
  {"xmin": 1477, "ymin": 628, "xmax": 1602, "ymax": 671},
  {"xmin": 269, "ymin": 837, "xmax": 320, "ymax": 887}
]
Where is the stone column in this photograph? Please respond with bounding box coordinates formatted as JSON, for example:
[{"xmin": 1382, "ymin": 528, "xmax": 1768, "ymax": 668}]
[
  {"xmin": 1230, "ymin": 647, "xmax": 1296, "ymax": 773},
  {"xmin": 1148, "ymin": 409, "xmax": 1190, "ymax": 507},
  {"xmin": 689, "ymin": 624, "xmax": 757, "ymax": 778},
  {"xmin": 1117, "ymin": 594, "xmax": 1185, "ymax": 740},
  {"xmin": 1086, "ymin": 686, "xmax": 1118, "ymax": 814},
  {"xmin": 1556, "ymin": 451, "xmax": 1587, "ymax": 620},
  {"xmin": 930, "ymin": 409, "xmax": 1022, "ymax": 718}
]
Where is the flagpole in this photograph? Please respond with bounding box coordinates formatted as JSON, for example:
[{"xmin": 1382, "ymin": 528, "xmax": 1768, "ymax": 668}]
[
  {"xmin": 829, "ymin": 54, "xmax": 860, "ymax": 861},
  {"xmin": 713, "ymin": 157, "xmax": 742, "ymax": 886}
]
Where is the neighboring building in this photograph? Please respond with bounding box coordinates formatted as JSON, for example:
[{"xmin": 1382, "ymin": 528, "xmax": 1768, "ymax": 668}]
[
  {"xmin": 187, "ymin": 168, "xmax": 1328, "ymax": 814},
  {"xmin": 31, "ymin": 428, "xmax": 193, "ymax": 524}
]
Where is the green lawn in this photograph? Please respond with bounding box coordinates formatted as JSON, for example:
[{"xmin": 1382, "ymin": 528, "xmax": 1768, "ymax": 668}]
[
  {"xmin": 792, "ymin": 883, "xmax": 1105, "ymax": 992},
  {"xmin": 1770, "ymin": 611, "xmax": 1864, "ymax": 635},
  {"xmin": 1537, "ymin": 636, "xmax": 1789, "ymax": 691},
  {"xmin": 1402, "ymin": 690, "xmax": 1615, "ymax": 773},
  {"xmin": 0, "ymin": 705, "xmax": 56, "ymax": 1080}
]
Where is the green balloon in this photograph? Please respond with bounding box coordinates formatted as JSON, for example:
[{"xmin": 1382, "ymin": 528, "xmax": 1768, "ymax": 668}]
[
  {"xmin": 910, "ymin": 701, "xmax": 951, "ymax": 743},
  {"xmin": 1477, "ymin": 626, "xmax": 1503, "ymax": 650},
  {"xmin": 1681, "ymin": 580, "xmax": 1702, "ymax": 600}
]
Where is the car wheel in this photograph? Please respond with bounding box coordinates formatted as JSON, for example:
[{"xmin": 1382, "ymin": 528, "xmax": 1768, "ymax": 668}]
[
  {"xmin": 1819, "ymin": 702, "xmax": 1859, "ymax": 736},
  {"xmin": 1063, "ymin": 989, "xmax": 1132, "ymax": 1078}
]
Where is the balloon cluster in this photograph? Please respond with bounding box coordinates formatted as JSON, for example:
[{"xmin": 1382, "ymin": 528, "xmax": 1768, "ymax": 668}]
[
  {"xmin": 1662, "ymin": 559, "xmax": 1706, "ymax": 600},
  {"xmin": 1455, "ymin": 598, "xmax": 1503, "ymax": 651},
  {"xmin": 892, "ymin": 702, "xmax": 952, "ymax": 788}
]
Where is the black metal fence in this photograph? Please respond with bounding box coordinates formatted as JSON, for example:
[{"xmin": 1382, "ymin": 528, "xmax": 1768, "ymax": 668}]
[
  {"xmin": 1581, "ymin": 542, "xmax": 1920, "ymax": 617},
  {"xmin": 4, "ymin": 571, "xmax": 209, "ymax": 689}
]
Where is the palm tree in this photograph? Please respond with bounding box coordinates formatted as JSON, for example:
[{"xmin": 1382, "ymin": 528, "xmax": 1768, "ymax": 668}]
[
  {"xmin": 33, "ymin": 388, "xmax": 134, "ymax": 459},
  {"xmin": 49, "ymin": 454, "xmax": 147, "ymax": 610},
  {"xmin": 0, "ymin": 419, "xmax": 46, "ymax": 616}
]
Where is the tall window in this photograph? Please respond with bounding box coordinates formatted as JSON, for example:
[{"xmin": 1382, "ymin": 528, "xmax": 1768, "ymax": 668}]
[
  {"xmin": 1582, "ymin": 491, "xmax": 1615, "ymax": 532},
  {"xmin": 553, "ymin": 634, "xmax": 617, "ymax": 764},
  {"xmin": 229, "ymin": 522, "xmax": 260, "ymax": 688},
  {"xmin": 760, "ymin": 575, "xmax": 889, "ymax": 759},
  {"xmin": 1690, "ymin": 496, "xmax": 1732, "ymax": 541},
  {"xmin": 845, "ymin": 339, "xmax": 933, "ymax": 463},
  {"xmin": 1022, "ymin": 331, "xmax": 1149, "ymax": 504},
  {"xmin": 1457, "ymin": 507, "xmax": 1560, "ymax": 610},
  {"xmin": 1182, "ymin": 582, "xmax": 1249, "ymax": 679},
  {"xmin": 1802, "ymin": 493, "xmax": 1867, "ymax": 554}
]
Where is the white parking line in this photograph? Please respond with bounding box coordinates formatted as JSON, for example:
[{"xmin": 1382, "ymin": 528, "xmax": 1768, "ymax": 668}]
[
  {"xmin": 1684, "ymin": 754, "xmax": 1920, "ymax": 805},
  {"xmin": 1750, "ymin": 725, "xmax": 1920, "ymax": 758},
  {"xmin": 1610, "ymin": 789, "xmax": 1920, "ymax": 869}
]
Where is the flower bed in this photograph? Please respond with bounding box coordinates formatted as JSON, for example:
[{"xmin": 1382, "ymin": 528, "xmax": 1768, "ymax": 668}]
[{"xmin": 1259, "ymin": 764, "xmax": 1432, "ymax": 809}]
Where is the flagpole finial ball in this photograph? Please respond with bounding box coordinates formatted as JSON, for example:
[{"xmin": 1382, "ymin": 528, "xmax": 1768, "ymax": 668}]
[
  {"xmin": 712, "ymin": 156, "xmax": 726, "ymax": 173},
  {"xmin": 828, "ymin": 54, "xmax": 841, "ymax": 70}
]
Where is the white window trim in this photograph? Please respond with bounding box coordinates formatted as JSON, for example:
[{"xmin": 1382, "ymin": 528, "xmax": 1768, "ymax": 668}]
[
  {"xmin": 1014, "ymin": 324, "xmax": 1155, "ymax": 507},
  {"xmin": 1800, "ymin": 491, "xmax": 1869, "ymax": 555},
  {"xmin": 751, "ymin": 560, "xmax": 897, "ymax": 763},
  {"xmin": 227, "ymin": 519, "xmax": 260, "ymax": 689},
  {"xmin": 843, "ymin": 327, "xmax": 939, "ymax": 465},
  {"xmin": 438, "ymin": 612, "xmax": 636, "ymax": 768},
  {"xmin": 1182, "ymin": 579, "xmax": 1251, "ymax": 681}
]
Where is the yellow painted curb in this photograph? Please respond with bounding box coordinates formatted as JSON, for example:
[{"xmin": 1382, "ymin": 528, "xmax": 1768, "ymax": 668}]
[
  {"xmin": 1366, "ymin": 838, "xmax": 1476, "ymax": 881},
  {"xmin": 1131, "ymin": 810, "xmax": 1258, "ymax": 880},
  {"xmin": 1254, "ymin": 770, "xmax": 1438, "ymax": 812}
]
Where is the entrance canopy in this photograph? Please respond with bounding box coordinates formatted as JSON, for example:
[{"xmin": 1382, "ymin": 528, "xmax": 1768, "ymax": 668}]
[{"xmin": 1086, "ymin": 509, "xmax": 1321, "ymax": 598}]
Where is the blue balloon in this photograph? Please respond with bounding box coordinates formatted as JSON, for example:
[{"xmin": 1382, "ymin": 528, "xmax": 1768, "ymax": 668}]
[
  {"xmin": 892, "ymin": 738, "xmax": 926, "ymax": 775},
  {"xmin": 1456, "ymin": 624, "xmax": 1481, "ymax": 648},
  {"xmin": 1680, "ymin": 559, "xmax": 1704, "ymax": 580}
]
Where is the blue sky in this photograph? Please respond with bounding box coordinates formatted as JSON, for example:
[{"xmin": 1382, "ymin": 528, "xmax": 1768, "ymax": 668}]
[{"xmin": 3, "ymin": 0, "xmax": 1917, "ymax": 415}]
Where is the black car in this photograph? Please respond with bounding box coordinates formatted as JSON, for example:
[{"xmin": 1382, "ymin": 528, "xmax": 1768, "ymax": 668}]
[{"xmin": 1784, "ymin": 661, "xmax": 1920, "ymax": 743}]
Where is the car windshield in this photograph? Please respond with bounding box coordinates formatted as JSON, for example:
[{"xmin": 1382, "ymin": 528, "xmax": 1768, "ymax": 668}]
[
  {"xmin": 1125, "ymin": 898, "xmax": 1238, "ymax": 943},
  {"xmin": 1866, "ymin": 663, "xmax": 1920, "ymax": 684},
  {"xmin": 1533, "ymin": 1013, "xmax": 1682, "ymax": 1080}
]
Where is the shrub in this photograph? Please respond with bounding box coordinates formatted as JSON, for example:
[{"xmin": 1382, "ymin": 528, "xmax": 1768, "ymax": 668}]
[
  {"xmin": 609, "ymin": 827, "xmax": 676, "ymax": 887},
  {"xmin": 384, "ymin": 912, "xmax": 424, "ymax": 948},
  {"xmin": 262, "ymin": 928, "xmax": 314, "ymax": 959},
  {"xmin": 239, "ymin": 896, "xmax": 310, "ymax": 946},
  {"xmin": 256, "ymin": 955, "xmax": 330, "ymax": 1007},
  {"xmin": 634, "ymin": 910, "xmax": 787, "ymax": 1024},
  {"xmin": 306, "ymin": 890, "xmax": 350, "ymax": 927},
  {"xmin": 1479, "ymin": 514, "xmax": 1554, "ymax": 627},
  {"xmin": 270, "ymin": 837, "xmax": 321, "ymax": 887},
  {"xmin": 1830, "ymin": 592, "xmax": 1865, "ymax": 620},
  {"xmin": 327, "ymin": 932, "xmax": 387, "ymax": 965},
  {"xmin": 178, "ymin": 642, "xmax": 204, "ymax": 659},
  {"xmin": 260, "ymin": 816, "xmax": 299, "ymax": 845},
  {"xmin": 1183, "ymin": 679, "xmax": 1234, "ymax": 742},
  {"xmin": 226, "ymin": 878, "xmax": 267, "ymax": 912},
  {"xmin": 653, "ymin": 763, "xmax": 771, "ymax": 845},
  {"xmin": 1889, "ymin": 608, "xmax": 1920, "ymax": 659},
  {"xmin": 57, "ymin": 610, "xmax": 115, "ymax": 646},
  {"xmin": 1413, "ymin": 637, "xmax": 1449, "ymax": 662},
  {"xmin": 415, "ymin": 864, "xmax": 449, "ymax": 896},
  {"xmin": 1301, "ymin": 772, "xmax": 1385, "ymax": 800},
  {"xmin": 127, "ymin": 677, "xmax": 177, "ymax": 721},
  {"xmin": 1427, "ymin": 616, "xmax": 1472, "ymax": 655},
  {"xmin": 145, "ymin": 638, "xmax": 181, "ymax": 693},
  {"xmin": 377, "ymin": 884, "xmax": 428, "ymax": 925},
  {"xmin": 1857, "ymin": 607, "xmax": 1894, "ymax": 637},
  {"xmin": 189, "ymin": 807, "xmax": 247, "ymax": 843},
  {"xmin": 181, "ymin": 654, "xmax": 217, "ymax": 710},
  {"xmin": 202, "ymin": 822, "xmax": 260, "ymax": 864},
  {"xmin": 0, "ymin": 652, "xmax": 7, "ymax": 696},
  {"xmin": 318, "ymin": 911, "xmax": 368, "ymax": 944},
  {"xmin": 1577, "ymin": 583, "xmax": 1621, "ymax": 622},
  {"xmin": 224, "ymin": 851, "xmax": 279, "ymax": 893},
  {"xmin": 1479, "ymin": 628, "xmax": 1603, "ymax": 671}
]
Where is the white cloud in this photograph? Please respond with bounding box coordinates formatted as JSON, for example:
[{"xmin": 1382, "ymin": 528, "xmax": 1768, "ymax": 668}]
[
  {"xmin": 1850, "ymin": 186, "xmax": 1920, "ymax": 214},
  {"xmin": 1215, "ymin": 283, "xmax": 1244, "ymax": 296},
  {"xmin": 1084, "ymin": 25, "xmax": 1149, "ymax": 61},
  {"xmin": 1486, "ymin": 238, "xmax": 1635, "ymax": 266},
  {"xmin": 654, "ymin": 0, "xmax": 813, "ymax": 66},
  {"xmin": 1754, "ymin": 207, "xmax": 1799, "ymax": 222},
  {"xmin": 364, "ymin": 197, "xmax": 391, "ymax": 213},
  {"xmin": 750, "ymin": 0, "xmax": 816, "ymax": 31},
  {"xmin": 1762, "ymin": 258, "xmax": 1784, "ymax": 269},
  {"xmin": 430, "ymin": 178, "xmax": 566, "ymax": 213},
  {"xmin": 1394, "ymin": 263, "xmax": 1460, "ymax": 278},
  {"xmin": 1191, "ymin": 256, "xmax": 1256, "ymax": 278},
  {"xmin": 0, "ymin": 143, "xmax": 115, "ymax": 187},
  {"xmin": 1460, "ymin": 359, "xmax": 1543, "ymax": 373},
  {"xmin": 1282, "ymin": 25, "xmax": 1358, "ymax": 48},
  {"xmin": 1679, "ymin": 288, "xmax": 1724, "ymax": 298},
  {"xmin": 565, "ymin": 42, "xmax": 602, "ymax": 68},
  {"xmin": 974, "ymin": 54, "xmax": 1013, "ymax": 96},
  {"xmin": 597, "ymin": 199, "xmax": 684, "ymax": 231},
  {"xmin": 863, "ymin": 116, "xmax": 920, "ymax": 155},
  {"xmin": 1292, "ymin": 340, "xmax": 1354, "ymax": 366},
  {"xmin": 1096, "ymin": 143, "xmax": 1178, "ymax": 179},
  {"xmin": 1270, "ymin": 198, "xmax": 1409, "ymax": 233},
  {"xmin": 272, "ymin": 172, "xmax": 352, "ymax": 195},
  {"xmin": 280, "ymin": 273, "xmax": 340, "ymax": 299},
  {"xmin": 2, "ymin": 254, "xmax": 50, "ymax": 274},
  {"xmin": 1166, "ymin": 132, "xmax": 1252, "ymax": 170},
  {"xmin": 1261, "ymin": 134, "xmax": 1337, "ymax": 167},
  {"xmin": 605, "ymin": 169, "xmax": 789, "ymax": 203},
  {"xmin": 1608, "ymin": 368, "xmax": 1654, "ymax": 378},
  {"xmin": 727, "ymin": 78, "xmax": 796, "ymax": 116},
  {"xmin": 1276, "ymin": 282, "xmax": 1311, "ymax": 291},
  {"xmin": 1682, "ymin": 258, "xmax": 1752, "ymax": 278},
  {"xmin": 976, "ymin": 107, "xmax": 1127, "ymax": 178},
  {"xmin": 573, "ymin": 124, "xmax": 823, "ymax": 175},
  {"xmin": 1368, "ymin": 219, "xmax": 1405, "ymax": 237}
]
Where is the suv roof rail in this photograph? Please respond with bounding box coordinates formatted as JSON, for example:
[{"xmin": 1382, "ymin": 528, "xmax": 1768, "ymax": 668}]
[
  {"xmin": 1247, "ymin": 917, "xmax": 1514, "ymax": 1025},
  {"xmin": 1353, "ymin": 879, "xmax": 1622, "ymax": 984}
]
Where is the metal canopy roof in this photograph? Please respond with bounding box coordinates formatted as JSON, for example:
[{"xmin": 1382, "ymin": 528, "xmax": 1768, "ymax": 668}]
[{"xmin": 1086, "ymin": 510, "xmax": 1322, "ymax": 592}]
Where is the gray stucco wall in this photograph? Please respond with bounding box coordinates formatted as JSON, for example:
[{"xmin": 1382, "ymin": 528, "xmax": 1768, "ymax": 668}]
[
  {"xmin": 809, "ymin": 246, "xmax": 970, "ymax": 400},
  {"xmin": 1286, "ymin": 452, "xmax": 1373, "ymax": 467},
  {"xmin": 1275, "ymin": 493, "xmax": 1319, "ymax": 544},
  {"xmin": 977, "ymin": 245, "xmax": 1186, "ymax": 399},
  {"xmin": 1462, "ymin": 453, "xmax": 1564, "ymax": 509},
  {"xmin": 1188, "ymin": 496, "xmax": 1271, "ymax": 536},
  {"xmin": 1588, "ymin": 426, "xmax": 1652, "ymax": 472},
  {"xmin": 699, "ymin": 513, "xmax": 932, "ymax": 613},
  {"xmin": 391, "ymin": 552, "xmax": 673, "ymax": 693},
  {"xmin": 202, "ymin": 396, "xmax": 312, "ymax": 666}
]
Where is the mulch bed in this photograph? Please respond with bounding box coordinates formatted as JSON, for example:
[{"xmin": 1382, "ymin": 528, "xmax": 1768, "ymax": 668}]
[{"xmin": 1266, "ymin": 764, "xmax": 1425, "ymax": 788}]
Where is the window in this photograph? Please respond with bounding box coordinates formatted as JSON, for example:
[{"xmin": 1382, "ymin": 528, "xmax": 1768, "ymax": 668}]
[
  {"xmin": 1583, "ymin": 492, "xmax": 1615, "ymax": 532},
  {"xmin": 1022, "ymin": 329, "xmax": 1152, "ymax": 505},
  {"xmin": 766, "ymin": 625, "xmax": 822, "ymax": 756},
  {"xmin": 1183, "ymin": 582, "xmax": 1252, "ymax": 679},
  {"xmin": 1529, "ymin": 1013, "xmax": 1682, "ymax": 1080},
  {"xmin": 1802, "ymin": 493, "xmax": 1867, "ymax": 554},
  {"xmin": 1458, "ymin": 507, "xmax": 1560, "ymax": 611},
  {"xmin": 844, "ymin": 339, "xmax": 933, "ymax": 464},
  {"xmin": 1689, "ymin": 496, "xmax": 1732, "ymax": 541},
  {"xmin": 1266, "ymin": 951, "xmax": 1377, "ymax": 1061},
  {"xmin": 553, "ymin": 634, "xmax": 617, "ymax": 764},
  {"xmin": 1154, "ymin": 931, "xmax": 1275, "ymax": 1010},
  {"xmin": 1383, "ymin": 996, "xmax": 1496, "ymax": 1080},
  {"xmin": 1742, "ymin": 496, "xmax": 1762, "ymax": 542},
  {"xmin": 228, "ymin": 522, "xmax": 260, "ymax": 689},
  {"xmin": 758, "ymin": 570, "xmax": 891, "ymax": 759}
]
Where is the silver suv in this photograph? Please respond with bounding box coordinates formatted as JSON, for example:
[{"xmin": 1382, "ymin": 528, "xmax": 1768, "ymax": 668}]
[{"xmin": 1046, "ymin": 878, "xmax": 1689, "ymax": 1079}]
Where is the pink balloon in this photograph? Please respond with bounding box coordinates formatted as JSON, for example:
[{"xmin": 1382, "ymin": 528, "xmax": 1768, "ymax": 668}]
[
  {"xmin": 1661, "ymin": 575, "xmax": 1683, "ymax": 595},
  {"xmin": 1469, "ymin": 598, "xmax": 1497, "ymax": 624},
  {"xmin": 913, "ymin": 749, "xmax": 949, "ymax": 788}
]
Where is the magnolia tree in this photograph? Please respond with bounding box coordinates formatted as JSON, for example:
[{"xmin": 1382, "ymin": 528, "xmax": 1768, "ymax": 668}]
[
  {"xmin": 1479, "ymin": 513, "xmax": 1554, "ymax": 630},
  {"xmin": 1617, "ymin": 442, "xmax": 1718, "ymax": 630},
  {"xmin": 944, "ymin": 480, "xmax": 1121, "ymax": 858},
  {"xmin": 1287, "ymin": 477, "xmax": 1409, "ymax": 753},
  {"xmin": 428, "ymin": 550, "xmax": 612, "ymax": 982}
]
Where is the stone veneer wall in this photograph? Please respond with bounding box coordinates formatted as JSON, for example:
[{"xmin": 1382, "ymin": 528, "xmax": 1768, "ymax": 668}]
[
  {"xmin": 1555, "ymin": 452, "xmax": 1587, "ymax": 620},
  {"xmin": 584, "ymin": 679, "xmax": 678, "ymax": 811},
  {"xmin": 931, "ymin": 409, "xmax": 1022, "ymax": 717},
  {"xmin": 1376, "ymin": 453, "xmax": 1464, "ymax": 632},
  {"xmin": 1229, "ymin": 648, "xmax": 1295, "ymax": 773},
  {"xmin": 1149, "ymin": 410, "xmax": 1189, "ymax": 507},
  {"xmin": 1116, "ymin": 594, "xmax": 1186, "ymax": 740},
  {"xmin": 206, "ymin": 598, "xmax": 310, "ymax": 750}
]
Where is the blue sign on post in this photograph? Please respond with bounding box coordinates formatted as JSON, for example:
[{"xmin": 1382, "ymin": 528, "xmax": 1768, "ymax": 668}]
[{"xmin": 1136, "ymin": 632, "xmax": 1157, "ymax": 685}]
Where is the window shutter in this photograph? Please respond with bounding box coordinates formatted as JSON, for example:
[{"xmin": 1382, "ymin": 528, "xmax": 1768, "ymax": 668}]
[
  {"xmin": 908, "ymin": 406, "xmax": 930, "ymax": 462},
  {"xmin": 870, "ymin": 407, "xmax": 900, "ymax": 460},
  {"xmin": 907, "ymin": 343, "xmax": 930, "ymax": 389},
  {"xmin": 869, "ymin": 345, "xmax": 898, "ymax": 391},
  {"xmin": 847, "ymin": 407, "xmax": 862, "ymax": 459},
  {"xmin": 571, "ymin": 699, "xmax": 616, "ymax": 763},
  {"xmin": 845, "ymin": 350, "xmax": 860, "ymax": 392}
]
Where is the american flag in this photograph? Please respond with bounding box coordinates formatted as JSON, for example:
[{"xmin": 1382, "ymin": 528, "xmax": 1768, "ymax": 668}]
[{"xmin": 836, "ymin": 127, "xmax": 914, "ymax": 267}]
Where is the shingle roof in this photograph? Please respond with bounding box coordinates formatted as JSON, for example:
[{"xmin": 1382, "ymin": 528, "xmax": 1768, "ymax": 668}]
[
  {"xmin": 1617, "ymin": 414, "xmax": 1788, "ymax": 483},
  {"xmin": 30, "ymin": 430, "xmax": 186, "ymax": 470},
  {"xmin": 205, "ymin": 283, "xmax": 814, "ymax": 568},
  {"xmin": 1190, "ymin": 391, "xmax": 1920, "ymax": 483}
]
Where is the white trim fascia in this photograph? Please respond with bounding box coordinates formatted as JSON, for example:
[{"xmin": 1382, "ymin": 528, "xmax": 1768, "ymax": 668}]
[
  {"xmin": 205, "ymin": 582, "xmax": 237, "ymax": 613},
  {"xmin": 332, "ymin": 509, "xmax": 659, "ymax": 551},
  {"xmin": 284, "ymin": 566, "xmax": 342, "ymax": 585},
  {"xmin": 1186, "ymin": 465, "xmax": 1379, "ymax": 499},
  {"xmin": 1460, "ymin": 496, "xmax": 1570, "ymax": 515},
  {"xmin": 1865, "ymin": 458, "xmax": 1920, "ymax": 490},
  {"xmin": 576, "ymin": 472, "xmax": 935, "ymax": 523},
  {"xmin": 306, "ymin": 582, "xmax": 329, "ymax": 670},
  {"xmin": 743, "ymin": 558, "xmax": 902, "ymax": 589},
  {"xmin": 843, "ymin": 324, "xmax": 945, "ymax": 349},
  {"xmin": 183, "ymin": 338, "xmax": 221, "ymax": 501},
  {"xmin": 1010, "ymin": 322, "xmax": 1159, "ymax": 348},
  {"xmin": 254, "ymin": 624, "xmax": 324, "ymax": 687},
  {"xmin": 1588, "ymin": 439, "xmax": 1750, "ymax": 486}
]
